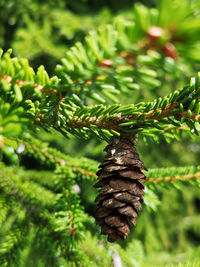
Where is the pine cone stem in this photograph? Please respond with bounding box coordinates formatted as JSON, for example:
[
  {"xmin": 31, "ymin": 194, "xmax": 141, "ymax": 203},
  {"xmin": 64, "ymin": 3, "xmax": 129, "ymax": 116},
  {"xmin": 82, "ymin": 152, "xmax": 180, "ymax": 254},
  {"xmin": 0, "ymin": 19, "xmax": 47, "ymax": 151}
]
[{"xmin": 94, "ymin": 135, "xmax": 147, "ymax": 242}]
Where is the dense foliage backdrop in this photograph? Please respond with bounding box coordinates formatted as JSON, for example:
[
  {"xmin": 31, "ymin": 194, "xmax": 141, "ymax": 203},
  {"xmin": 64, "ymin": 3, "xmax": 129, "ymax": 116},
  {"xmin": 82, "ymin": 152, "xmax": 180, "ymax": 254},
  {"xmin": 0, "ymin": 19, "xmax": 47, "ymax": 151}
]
[{"xmin": 1, "ymin": 0, "xmax": 200, "ymax": 266}]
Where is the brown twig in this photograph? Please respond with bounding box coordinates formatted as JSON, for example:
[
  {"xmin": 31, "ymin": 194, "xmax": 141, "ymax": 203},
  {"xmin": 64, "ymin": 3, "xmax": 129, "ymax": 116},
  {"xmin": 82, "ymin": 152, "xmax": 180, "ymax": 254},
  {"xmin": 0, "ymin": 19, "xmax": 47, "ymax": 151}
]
[
  {"xmin": 0, "ymin": 75, "xmax": 58, "ymax": 94},
  {"xmin": 146, "ymin": 172, "xmax": 200, "ymax": 183},
  {"xmin": 63, "ymin": 102, "xmax": 180, "ymax": 131},
  {"xmin": 63, "ymin": 102, "xmax": 200, "ymax": 131},
  {"xmin": 177, "ymin": 111, "xmax": 200, "ymax": 122},
  {"xmin": 8, "ymin": 137, "xmax": 97, "ymax": 178},
  {"xmin": 65, "ymin": 189, "xmax": 76, "ymax": 238}
]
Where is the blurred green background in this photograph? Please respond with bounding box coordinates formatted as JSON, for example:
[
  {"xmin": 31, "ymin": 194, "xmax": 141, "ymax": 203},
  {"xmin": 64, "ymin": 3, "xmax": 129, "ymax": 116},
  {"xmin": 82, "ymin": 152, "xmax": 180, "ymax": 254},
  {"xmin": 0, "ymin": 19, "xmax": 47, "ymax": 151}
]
[{"xmin": 1, "ymin": 0, "xmax": 200, "ymax": 266}]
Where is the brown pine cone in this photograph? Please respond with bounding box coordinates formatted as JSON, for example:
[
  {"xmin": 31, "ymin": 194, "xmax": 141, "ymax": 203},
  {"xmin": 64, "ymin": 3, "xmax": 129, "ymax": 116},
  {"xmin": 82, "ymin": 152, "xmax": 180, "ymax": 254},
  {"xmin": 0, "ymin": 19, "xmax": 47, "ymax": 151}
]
[{"xmin": 94, "ymin": 135, "xmax": 147, "ymax": 242}]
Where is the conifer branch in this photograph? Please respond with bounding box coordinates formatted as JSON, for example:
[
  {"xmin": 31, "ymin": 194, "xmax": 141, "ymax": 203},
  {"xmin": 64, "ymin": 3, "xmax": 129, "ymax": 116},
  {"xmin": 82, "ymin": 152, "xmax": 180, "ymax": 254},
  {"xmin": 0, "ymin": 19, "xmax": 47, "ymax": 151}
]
[
  {"xmin": 0, "ymin": 164, "xmax": 87, "ymax": 246},
  {"xmin": 37, "ymin": 99, "xmax": 200, "ymax": 132},
  {"xmin": 63, "ymin": 101, "xmax": 179, "ymax": 131},
  {"xmin": 146, "ymin": 166, "xmax": 200, "ymax": 185},
  {"xmin": 0, "ymin": 168, "xmax": 56, "ymax": 229},
  {"xmin": 6, "ymin": 137, "xmax": 200, "ymax": 187},
  {"xmin": 0, "ymin": 74, "xmax": 58, "ymax": 94},
  {"xmin": 34, "ymin": 76, "xmax": 200, "ymax": 141},
  {"xmin": 146, "ymin": 171, "xmax": 200, "ymax": 183},
  {"xmin": 7, "ymin": 136, "xmax": 97, "ymax": 178}
]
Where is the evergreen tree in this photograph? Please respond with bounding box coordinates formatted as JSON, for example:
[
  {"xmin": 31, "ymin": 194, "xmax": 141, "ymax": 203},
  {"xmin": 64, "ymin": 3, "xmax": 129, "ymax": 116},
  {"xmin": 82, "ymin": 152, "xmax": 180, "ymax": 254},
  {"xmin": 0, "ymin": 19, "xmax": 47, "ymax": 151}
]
[{"xmin": 0, "ymin": 0, "xmax": 200, "ymax": 266}]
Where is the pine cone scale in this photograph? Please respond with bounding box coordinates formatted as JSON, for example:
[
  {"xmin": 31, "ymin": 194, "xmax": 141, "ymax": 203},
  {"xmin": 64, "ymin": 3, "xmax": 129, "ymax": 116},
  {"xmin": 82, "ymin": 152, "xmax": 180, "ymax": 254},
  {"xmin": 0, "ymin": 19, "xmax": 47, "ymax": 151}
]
[
  {"xmin": 119, "ymin": 169, "xmax": 146, "ymax": 179},
  {"xmin": 108, "ymin": 232, "xmax": 119, "ymax": 242},
  {"xmin": 118, "ymin": 205, "xmax": 138, "ymax": 218},
  {"xmin": 99, "ymin": 184, "xmax": 119, "ymax": 195},
  {"xmin": 101, "ymin": 224, "xmax": 114, "ymax": 234},
  {"xmin": 117, "ymin": 224, "xmax": 130, "ymax": 236},
  {"xmin": 113, "ymin": 192, "xmax": 140, "ymax": 202},
  {"xmin": 103, "ymin": 164, "xmax": 128, "ymax": 172},
  {"xmin": 96, "ymin": 207, "xmax": 112, "ymax": 218},
  {"xmin": 102, "ymin": 198, "xmax": 126, "ymax": 208},
  {"xmin": 104, "ymin": 215, "xmax": 126, "ymax": 227},
  {"xmin": 109, "ymin": 179, "xmax": 144, "ymax": 192}
]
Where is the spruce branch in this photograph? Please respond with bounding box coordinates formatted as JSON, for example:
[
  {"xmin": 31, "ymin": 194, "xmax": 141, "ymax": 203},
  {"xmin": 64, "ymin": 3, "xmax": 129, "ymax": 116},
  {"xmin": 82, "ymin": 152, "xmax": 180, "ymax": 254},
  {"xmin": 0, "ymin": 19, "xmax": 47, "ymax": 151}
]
[
  {"xmin": 63, "ymin": 100, "xmax": 179, "ymax": 130},
  {"xmin": 0, "ymin": 164, "xmax": 87, "ymax": 251},
  {"xmin": 146, "ymin": 171, "xmax": 200, "ymax": 183},
  {"xmin": 0, "ymin": 74, "xmax": 63, "ymax": 98},
  {"xmin": 0, "ymin": 167, "xmax": 56, "ymax": 229},
  {"xmin": 6, "ymin": 137, "xmax": 200, "ymax": 187},
  {"xmin": 34, "ymin": 74, "xmax": 200, "ymax": 142},
  {"xmin": 146, "ymin": 165, "xmax": 200, "ymax": 185},
  {"xmin": 0, "ymin": 75, "xmax": 45, "ymax": 93},
  {"xmin": 7, "ymin": 136, "xmax": 97, "ymax": 178},
  {"xmin": 0, "ymin": 209, "xmax": 30, "ymax": 265}
]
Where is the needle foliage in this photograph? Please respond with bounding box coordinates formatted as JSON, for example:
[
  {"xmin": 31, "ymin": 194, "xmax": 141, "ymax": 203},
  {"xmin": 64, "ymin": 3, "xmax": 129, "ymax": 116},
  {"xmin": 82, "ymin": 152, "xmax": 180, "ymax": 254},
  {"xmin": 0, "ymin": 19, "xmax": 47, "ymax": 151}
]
[{"xmin": 0, "ymin": 0, "xmax": 200, "ymax": 266}]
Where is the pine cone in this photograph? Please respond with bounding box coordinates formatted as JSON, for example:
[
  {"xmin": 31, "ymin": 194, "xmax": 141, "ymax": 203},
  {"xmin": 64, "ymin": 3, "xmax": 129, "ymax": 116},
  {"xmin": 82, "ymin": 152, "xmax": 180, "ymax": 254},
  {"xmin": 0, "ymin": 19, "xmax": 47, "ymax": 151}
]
[{"xmin": 94, "ymin": 135, "xmax": 147, "ymax": 242}]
